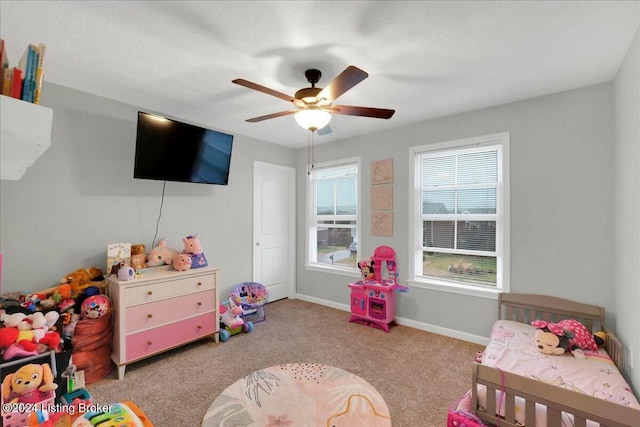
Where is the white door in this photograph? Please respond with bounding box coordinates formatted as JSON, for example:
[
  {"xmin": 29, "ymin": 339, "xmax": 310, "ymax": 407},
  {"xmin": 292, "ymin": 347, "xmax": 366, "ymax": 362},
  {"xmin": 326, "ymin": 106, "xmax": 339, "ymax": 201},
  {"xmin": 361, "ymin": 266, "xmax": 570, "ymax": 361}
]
[{"xmin": 253, "ymin": 161, "xmax": 296, "ymax": 302}]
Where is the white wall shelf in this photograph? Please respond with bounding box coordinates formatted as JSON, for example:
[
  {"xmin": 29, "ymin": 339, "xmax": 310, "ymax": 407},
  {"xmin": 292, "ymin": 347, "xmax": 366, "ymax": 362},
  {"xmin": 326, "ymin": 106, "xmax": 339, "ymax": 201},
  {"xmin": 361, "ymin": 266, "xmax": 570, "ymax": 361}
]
[{"xmin": 0, "ymin": 94, "xmax": 53, "ymax": 180}]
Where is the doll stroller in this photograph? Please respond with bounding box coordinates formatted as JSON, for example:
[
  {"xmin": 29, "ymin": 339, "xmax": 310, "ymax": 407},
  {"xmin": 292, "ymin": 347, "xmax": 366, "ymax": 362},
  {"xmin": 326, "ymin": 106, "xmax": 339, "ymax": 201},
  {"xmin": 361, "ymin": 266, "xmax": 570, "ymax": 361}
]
[{"xmin": 229, "ymin": 282, "xmax": 269, "ymax": 323}]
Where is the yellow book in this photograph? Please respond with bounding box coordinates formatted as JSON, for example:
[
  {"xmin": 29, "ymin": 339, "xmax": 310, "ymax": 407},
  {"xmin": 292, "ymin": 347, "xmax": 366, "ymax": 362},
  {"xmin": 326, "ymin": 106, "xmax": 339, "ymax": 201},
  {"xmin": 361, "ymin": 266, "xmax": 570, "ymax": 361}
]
[
  {"xmin": 34, "ymin": 43, "xmax": 46, "ymax": 104},
  {"xmin": 2, "ymin": 67, "xmax": 12, "ymax": 96},
  {"xmin": 34, "ymin": 68, "xmax": 44, "ymax": 104}
]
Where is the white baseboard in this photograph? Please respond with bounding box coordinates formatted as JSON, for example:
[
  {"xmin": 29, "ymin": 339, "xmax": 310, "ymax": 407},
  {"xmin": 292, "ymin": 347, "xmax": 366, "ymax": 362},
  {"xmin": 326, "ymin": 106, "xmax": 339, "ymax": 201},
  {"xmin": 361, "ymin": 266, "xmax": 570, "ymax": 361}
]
[{"xmin": 295, "ymin": 293, "xmax": 490, "ymax": 346}]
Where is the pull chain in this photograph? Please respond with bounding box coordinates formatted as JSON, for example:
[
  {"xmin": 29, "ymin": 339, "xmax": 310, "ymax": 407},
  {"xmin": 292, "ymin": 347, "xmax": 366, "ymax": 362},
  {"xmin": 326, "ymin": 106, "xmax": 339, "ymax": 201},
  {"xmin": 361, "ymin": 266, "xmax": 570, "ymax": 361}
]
[{"xmin": 307, "ymin": 129, "xmax": 316, "ymax": 174}]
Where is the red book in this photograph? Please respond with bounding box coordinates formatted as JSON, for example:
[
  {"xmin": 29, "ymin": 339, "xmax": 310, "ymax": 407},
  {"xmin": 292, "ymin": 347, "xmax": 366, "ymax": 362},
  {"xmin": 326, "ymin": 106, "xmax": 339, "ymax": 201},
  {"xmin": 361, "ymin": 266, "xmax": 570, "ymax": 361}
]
[{"xmin": 11, "ymin": 67, "xmax": 23, "ymax": 99}]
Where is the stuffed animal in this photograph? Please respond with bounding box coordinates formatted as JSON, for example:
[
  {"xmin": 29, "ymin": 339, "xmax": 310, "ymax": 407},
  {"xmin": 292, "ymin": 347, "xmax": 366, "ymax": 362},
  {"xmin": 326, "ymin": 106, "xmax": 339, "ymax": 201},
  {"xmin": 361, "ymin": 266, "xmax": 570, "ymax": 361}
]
[
  {"xmin": 594, "ymin": 330, "xmax": 607, "ymax": 347},
  {"xmin": 146, "ymin": 239, "xmax": 179, "ymax": 267},
  {"xmin": 61, "ymin": 267, "xmax": 104, "ymax": 297},
  {"xmin": 532, "ymin": 319, "xmax": 599, "ymax": 358},
  {"xmin": 220, "ymin": 298, "xmax": 244, "ymax": 329},
  {"xmin": 183, "ymin": 234, "xmax": 208, "ymax": 268},
  {"xmin": 2, "ymin": 363, "xmax": 58, "ymax": 404},
  {"xmin": 358, "ymin": 257, "xmax": 375, "ymax": 281},
  {"xmin": 131, "ymin": 244, "xmax": 147, "ymax": 270},
  {"xmin": 172, "ymin": 253, "xmax": 192, "ymax": 271}
]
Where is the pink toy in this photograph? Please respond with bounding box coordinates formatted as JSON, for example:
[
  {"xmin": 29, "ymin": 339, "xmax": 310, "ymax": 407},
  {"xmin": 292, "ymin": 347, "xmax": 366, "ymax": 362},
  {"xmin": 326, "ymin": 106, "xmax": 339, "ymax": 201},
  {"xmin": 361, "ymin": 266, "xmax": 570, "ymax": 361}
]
[
  {"xmin": 348, "ymin": 246, "xmax": 408, "ymax": 333},
  {"xmin": 172, "ymin": 253, "xmax": 192, "ymax": 271},
  {"xmin": 146, "ymin": 239, "xmax": 179, "ymax": 267},
  {"xmin": 531, "ymin": 319, "xmax": 599, "ymax": 355},
  {"xmin": 219, "ymin": 298, "xmax": 244, "ymax": 329},
  {"xmin": 183, "ymin": 234, "xmax": 208, "ymax": 268}
]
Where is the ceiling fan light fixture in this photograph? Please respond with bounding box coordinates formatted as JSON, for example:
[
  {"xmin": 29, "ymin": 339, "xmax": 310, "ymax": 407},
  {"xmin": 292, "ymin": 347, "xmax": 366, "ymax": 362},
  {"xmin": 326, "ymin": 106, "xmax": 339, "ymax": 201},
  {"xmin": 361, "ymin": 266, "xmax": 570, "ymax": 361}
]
[{"xmin": 295, "ymin": 109, "xmax": 331, "ymax": 131}]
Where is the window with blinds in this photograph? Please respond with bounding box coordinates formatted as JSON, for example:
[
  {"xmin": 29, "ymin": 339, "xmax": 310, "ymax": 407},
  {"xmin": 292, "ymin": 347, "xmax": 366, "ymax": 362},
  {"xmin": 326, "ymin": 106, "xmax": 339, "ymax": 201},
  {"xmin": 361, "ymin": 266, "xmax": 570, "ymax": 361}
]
[
  {"xmin": 307, "ymin": 159, "xmax": 360, "ymax": 272},
  {"xmin": 411, "ymin": 133, "xmax": 509, "ymax": 293}
]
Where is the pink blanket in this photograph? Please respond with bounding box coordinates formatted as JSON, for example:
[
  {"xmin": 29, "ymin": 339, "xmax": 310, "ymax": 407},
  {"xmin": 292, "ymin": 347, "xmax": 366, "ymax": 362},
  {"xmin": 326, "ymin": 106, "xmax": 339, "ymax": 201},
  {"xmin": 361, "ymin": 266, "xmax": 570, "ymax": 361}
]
[{"xmin": 474, "ymin": 320, "xmax": 639, "ymax": 426}]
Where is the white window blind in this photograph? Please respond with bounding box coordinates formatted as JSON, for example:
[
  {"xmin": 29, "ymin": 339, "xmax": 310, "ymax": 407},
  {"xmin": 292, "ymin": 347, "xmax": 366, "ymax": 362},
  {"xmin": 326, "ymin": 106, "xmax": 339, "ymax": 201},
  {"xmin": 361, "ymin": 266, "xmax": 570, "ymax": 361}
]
[
  {"xmin": 411, "ymin": 133, "xmax": 509, "ymax": 293},
  {"xmin": 308, "ymin": 160, "xmax": 360, "ymax": 272}
]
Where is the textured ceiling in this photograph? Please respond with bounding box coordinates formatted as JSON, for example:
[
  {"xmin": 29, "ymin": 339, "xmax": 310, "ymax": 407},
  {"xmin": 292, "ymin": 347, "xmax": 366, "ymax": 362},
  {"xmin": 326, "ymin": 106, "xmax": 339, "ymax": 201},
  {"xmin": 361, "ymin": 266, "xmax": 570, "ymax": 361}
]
[{"xmin": 1, "ymin": 1, "xmax": 638, "ymax": 148}]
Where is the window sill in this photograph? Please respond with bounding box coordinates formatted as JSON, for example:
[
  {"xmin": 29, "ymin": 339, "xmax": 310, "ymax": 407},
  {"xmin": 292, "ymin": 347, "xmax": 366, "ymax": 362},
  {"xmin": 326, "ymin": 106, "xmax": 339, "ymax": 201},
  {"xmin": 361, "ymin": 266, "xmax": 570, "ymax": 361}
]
[
  {"xmin": 408, "ymin": 278, "xmax": 500, "ymax": 300},
  {"xmin": 305, "ymin": 263, "xmax": 362, "ymax": 279}
]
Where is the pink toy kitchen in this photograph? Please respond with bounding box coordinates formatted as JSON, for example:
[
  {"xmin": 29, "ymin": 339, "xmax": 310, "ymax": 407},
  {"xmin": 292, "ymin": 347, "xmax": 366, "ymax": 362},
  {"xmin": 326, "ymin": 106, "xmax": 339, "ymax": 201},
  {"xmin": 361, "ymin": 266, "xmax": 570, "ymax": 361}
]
[{"xmin": 348, "ymin": 245, "xmax": 408, "ymax": 332}]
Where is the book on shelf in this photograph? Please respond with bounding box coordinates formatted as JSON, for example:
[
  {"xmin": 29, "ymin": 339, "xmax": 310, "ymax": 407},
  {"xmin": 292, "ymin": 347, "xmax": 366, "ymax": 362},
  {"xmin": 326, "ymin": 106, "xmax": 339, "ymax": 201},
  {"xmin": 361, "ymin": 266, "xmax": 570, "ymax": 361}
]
[
  {"xmin": 106, "ymin": 243, "xmax": 132, "ymax": 275},
  {"xmin": 34, "ymin": 43, "xmax": 46, "ymax": 104},
  {"xmin": 0, "ymin": 39, "xmax": 7, "ymax": 95},
  {"xmin": 18, "ymin": 44, "xmax": 38, "ymax": 102},
  {"xmin": 2, "ymin": 67, "xmax": 12, "ymax": 96},
  {"xmin": 10, "ymin": 67, "xmax": 23, "ymax": 99},
  {"xmin": 0, "ymin": 39, "xmax": 8, "ymax": 69}
]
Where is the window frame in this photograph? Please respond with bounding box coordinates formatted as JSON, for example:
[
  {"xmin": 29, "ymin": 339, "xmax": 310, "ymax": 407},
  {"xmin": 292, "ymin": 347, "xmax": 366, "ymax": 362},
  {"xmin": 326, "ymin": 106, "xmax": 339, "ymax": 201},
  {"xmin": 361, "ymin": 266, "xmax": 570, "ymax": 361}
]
[
  {"xmin": 305, "ymin": 157, "xmax": 361, "ymax": 277},
  {"xmin": 408, "ymin": 133, "xmax": 510, "ymax": 299}
]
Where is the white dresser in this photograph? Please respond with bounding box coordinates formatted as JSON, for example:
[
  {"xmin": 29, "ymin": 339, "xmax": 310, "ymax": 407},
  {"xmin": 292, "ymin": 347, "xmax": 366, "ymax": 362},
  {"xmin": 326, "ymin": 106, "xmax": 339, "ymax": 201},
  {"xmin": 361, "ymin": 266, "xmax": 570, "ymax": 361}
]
[{"xmin": 106, "ymin": 265, "xmax": 219, "ymax": 379}]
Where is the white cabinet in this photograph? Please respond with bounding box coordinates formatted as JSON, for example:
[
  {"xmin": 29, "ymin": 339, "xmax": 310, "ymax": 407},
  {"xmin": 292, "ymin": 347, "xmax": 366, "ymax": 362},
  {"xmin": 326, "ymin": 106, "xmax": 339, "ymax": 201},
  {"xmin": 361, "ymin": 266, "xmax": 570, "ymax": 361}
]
[
  {"xmin": 106, "ymin": 266, "xmax": 219, "ymax": 379},
  {"xmin": 0, "ymin": 94, "xmax": 53, "ymax": 180}
]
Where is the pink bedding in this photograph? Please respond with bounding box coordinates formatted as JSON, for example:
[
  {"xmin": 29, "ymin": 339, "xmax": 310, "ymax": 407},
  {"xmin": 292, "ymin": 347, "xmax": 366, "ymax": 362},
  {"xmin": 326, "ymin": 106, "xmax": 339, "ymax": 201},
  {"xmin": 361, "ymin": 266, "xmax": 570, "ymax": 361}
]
[{"xmin": 475, "ymin": 320, "xmax": 639, "ymax": 426}]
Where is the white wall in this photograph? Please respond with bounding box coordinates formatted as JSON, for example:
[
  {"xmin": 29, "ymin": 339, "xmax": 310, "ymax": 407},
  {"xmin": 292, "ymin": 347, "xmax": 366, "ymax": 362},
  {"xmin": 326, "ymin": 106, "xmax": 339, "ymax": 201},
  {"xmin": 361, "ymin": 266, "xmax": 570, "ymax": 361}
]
[
  {"xmin": 0, "ymin": 83, "xmax": 297, "ymax": 298},
  {"xmin": 614, "ymin": 27, "xmax": 639, "ymax": 393},
  {"xmin": 296, "ymin": 82, "xmax": 617, "ymax": 340}
]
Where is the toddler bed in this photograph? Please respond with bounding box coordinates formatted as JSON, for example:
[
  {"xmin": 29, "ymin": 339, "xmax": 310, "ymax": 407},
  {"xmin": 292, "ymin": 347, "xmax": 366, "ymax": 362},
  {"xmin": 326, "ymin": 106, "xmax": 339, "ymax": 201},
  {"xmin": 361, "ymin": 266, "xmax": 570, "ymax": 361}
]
[{"xmin": 470, "ymin": 293, "xmax": 640, "ymax": 427}]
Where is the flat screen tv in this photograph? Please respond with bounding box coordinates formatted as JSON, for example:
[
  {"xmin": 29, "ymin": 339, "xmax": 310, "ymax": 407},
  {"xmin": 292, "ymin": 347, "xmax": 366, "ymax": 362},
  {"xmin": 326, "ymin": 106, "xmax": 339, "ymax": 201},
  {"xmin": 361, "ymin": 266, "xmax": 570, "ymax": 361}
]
[{"xmin": 134, "ymin": 112, "xmax": 234, "ymax": 185}]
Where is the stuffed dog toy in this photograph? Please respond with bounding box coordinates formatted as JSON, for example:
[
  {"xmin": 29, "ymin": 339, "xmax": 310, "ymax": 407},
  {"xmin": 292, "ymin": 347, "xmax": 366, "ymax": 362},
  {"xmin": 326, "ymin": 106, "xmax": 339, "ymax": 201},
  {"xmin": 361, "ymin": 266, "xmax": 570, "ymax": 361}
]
[{"xmin": 2, "ymin": 363, "xmax": 58, "ymax": 404}]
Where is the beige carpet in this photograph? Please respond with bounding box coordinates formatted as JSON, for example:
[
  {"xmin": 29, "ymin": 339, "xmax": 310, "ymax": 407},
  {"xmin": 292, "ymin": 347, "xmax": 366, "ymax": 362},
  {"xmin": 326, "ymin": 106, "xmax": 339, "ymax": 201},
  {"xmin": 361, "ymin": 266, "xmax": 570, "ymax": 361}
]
[{"xmin": 86, "ymin": 299, "xmax": 484, "ymax": 426}]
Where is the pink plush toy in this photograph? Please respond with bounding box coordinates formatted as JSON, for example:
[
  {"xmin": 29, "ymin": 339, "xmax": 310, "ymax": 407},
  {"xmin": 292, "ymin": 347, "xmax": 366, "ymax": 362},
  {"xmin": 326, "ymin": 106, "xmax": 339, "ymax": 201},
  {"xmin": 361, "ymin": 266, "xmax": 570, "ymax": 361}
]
[
  {"xmin": 183, "ymin": 234, "xmax": 208, "ymax": 268},
  {"xmin": 172, "ymin": 254, "xmax": 192, "ymax": 271},
  {"xmin": 531, "ymin": 319, "xmax": 599, "ymax": 358},
  {"xmin": 146, "ymin": 239, "xmax": 179, "ymax": 267}
]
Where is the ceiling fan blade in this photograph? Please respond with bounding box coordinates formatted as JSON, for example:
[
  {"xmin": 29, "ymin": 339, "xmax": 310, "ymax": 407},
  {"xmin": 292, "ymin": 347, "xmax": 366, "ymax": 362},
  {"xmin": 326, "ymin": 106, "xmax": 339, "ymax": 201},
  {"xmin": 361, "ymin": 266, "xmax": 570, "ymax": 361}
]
[
  {"xmin": 245, "ymin": 110, "xmax": 297, "ymax": 123},
  {"xmin": 316, "ymin": 66, "xmax": 368, "ymax": 103},
  {"xmin": 317, "ymin": 124, "xmax": 332, "ymax": 136},
  {"xmin": 232, "ymin": 79, "xmax": 295, "ymax": 103},
  {"xmin": 331, "ymin": 105, "xmax": 395, "ymax": 119}
]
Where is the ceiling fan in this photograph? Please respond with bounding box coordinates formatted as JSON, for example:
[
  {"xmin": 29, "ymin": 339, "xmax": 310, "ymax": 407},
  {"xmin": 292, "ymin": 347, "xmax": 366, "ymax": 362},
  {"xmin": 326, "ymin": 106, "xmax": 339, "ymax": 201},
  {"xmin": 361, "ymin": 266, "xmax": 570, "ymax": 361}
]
[{"xmin": 232, "ymin": 65, "xmax": 395, "ymax": 133}]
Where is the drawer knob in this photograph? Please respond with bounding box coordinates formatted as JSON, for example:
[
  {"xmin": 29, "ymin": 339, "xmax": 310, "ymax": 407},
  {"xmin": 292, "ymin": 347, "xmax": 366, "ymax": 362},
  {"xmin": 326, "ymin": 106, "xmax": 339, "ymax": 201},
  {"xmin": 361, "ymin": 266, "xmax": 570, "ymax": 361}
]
[
  {"xmin": 197, "ymin": 325, "xmax": 202, "ymax": 330},
  {"xmin": 197, "ymin": 282, "xmax": 202, "ymax": 286},
  {"xmin": 197, "ymin": 302, "xmax": 202, "ymax": 306},
  {"xmin": 147, "ymin": 291, "xmax": 153, "ymax": 296},
  {"xmin": 147, "ymin": 314, "xmax": 153, "ymax": 318},
  {"xmin": 147, "ymin": 341, "xmax": 153, "ymax": 345}
]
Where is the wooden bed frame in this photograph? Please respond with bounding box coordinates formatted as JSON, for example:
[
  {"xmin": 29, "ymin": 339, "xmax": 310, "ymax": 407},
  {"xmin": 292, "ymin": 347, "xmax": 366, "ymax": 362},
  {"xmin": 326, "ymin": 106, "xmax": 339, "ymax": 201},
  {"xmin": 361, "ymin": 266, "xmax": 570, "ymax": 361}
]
[{"xmin": 471, "ymin": 293, "xmax": 640, "ymax": 427}]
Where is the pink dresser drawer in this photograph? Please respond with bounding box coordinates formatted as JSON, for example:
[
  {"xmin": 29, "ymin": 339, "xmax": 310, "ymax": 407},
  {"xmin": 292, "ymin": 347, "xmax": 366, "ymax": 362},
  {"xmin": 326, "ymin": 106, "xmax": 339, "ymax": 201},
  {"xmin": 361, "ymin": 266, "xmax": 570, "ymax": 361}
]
[
  {"xmin": 124, "ymin": 274, "xmax": 215, "ymax": 307},
  {"xmin": 125, "ymin": 290, "xmax": 216, "ymax": 334},
  {"xmin": 125, "ymin": 312, "xmax": 216, "ymax": 362}
]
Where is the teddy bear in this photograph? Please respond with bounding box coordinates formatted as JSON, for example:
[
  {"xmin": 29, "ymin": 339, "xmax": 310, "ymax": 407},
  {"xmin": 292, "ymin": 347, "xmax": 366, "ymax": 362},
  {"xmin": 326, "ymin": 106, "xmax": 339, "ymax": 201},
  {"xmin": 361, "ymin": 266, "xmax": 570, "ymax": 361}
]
[
  {"xmin": 2, "ymin": 363, "xmax": 58, "ymax": 404},
  {"xmin": 61, "ymin": 266, "xmax": 104, "ymax": 297},
  {"xmin": 183, "ymin": 234, "xmax": 208, "ymax": 268},
  {"xmin": 130, "ymin": 243, "xmax": 147, "ymax": 270},
  {"xmin": 532, "ymin": 319, "xmax": 599, "ymax": 358},
  {"xmin": 146, "ymin": 239, "xmax": 179, "ymax": 267}
]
